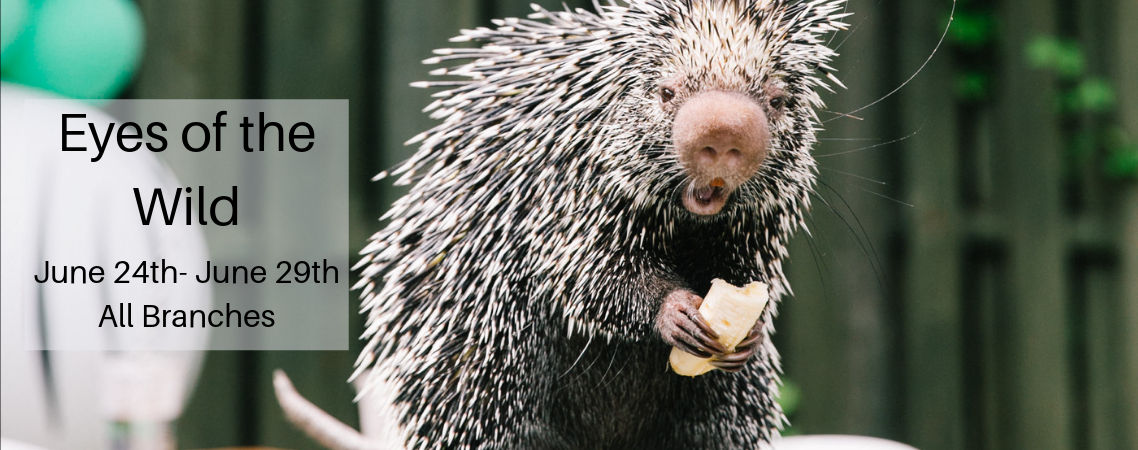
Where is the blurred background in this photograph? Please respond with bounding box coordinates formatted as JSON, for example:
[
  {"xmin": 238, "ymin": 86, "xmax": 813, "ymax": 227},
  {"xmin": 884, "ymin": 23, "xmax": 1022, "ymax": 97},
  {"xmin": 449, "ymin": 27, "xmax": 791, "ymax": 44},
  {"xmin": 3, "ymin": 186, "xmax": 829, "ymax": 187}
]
[{"xmin": 1, "ymin": 0, "xmax": 1135, "ymax": 449}]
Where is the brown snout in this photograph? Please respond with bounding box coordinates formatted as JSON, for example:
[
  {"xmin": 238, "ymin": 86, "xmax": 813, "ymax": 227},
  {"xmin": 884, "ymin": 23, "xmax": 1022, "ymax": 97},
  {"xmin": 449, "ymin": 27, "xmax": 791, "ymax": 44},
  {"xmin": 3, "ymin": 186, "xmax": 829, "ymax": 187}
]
[{"xmin": 672, "ymin": 91, "xmax": 769, "ymax": 215}]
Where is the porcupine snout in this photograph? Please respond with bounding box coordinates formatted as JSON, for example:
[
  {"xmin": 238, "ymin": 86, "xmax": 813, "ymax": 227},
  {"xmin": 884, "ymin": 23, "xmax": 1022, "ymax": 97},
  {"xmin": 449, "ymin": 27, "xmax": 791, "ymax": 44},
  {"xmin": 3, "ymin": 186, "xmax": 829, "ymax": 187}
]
[{"xmin": 672, "ymin": 90, "xmax": 770, "ymax": 216}]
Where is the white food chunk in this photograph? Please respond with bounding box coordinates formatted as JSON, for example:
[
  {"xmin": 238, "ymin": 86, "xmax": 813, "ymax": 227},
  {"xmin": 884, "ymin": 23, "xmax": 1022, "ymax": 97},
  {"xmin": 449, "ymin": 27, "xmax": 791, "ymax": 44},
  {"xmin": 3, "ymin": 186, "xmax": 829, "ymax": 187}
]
[{"xmin": 669, "ymin": 279, "xmax": 769, "ymax": 376}]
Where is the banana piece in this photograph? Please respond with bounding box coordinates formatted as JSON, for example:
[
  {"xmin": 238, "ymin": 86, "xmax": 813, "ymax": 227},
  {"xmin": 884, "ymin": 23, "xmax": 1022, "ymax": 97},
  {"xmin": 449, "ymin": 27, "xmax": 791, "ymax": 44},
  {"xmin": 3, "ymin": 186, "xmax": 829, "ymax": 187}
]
[{"xmin": 669, "ymin": 279, "xmax": 769, "ymax": 376}]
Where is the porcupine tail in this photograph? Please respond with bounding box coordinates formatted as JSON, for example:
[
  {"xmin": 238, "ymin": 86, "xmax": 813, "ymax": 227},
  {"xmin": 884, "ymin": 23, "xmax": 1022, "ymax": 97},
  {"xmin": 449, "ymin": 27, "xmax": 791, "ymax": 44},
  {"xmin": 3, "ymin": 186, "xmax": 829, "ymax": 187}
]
[{"xmin": 273, "ymin": 370, "xmax": 394, "ymax": 450}]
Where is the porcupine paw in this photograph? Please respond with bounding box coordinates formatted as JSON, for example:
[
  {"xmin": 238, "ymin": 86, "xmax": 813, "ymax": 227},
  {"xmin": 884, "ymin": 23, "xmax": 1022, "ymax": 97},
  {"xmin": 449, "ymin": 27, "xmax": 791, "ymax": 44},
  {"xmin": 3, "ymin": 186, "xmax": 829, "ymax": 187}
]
[
  {"xmin": 656, "ymin": 289, "xmax": 727, "ymax": 358},
  {"xmin": 709, "ymin": 321, "xmax": 762, "ymax": 373}
]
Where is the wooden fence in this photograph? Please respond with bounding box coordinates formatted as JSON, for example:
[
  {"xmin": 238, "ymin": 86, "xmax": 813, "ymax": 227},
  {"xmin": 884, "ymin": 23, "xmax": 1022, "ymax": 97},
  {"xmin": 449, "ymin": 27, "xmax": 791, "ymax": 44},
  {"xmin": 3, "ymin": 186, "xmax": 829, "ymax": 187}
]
[{"xmin": 127, "ymin": 1, "xmax": 1137, "ymax": 449}]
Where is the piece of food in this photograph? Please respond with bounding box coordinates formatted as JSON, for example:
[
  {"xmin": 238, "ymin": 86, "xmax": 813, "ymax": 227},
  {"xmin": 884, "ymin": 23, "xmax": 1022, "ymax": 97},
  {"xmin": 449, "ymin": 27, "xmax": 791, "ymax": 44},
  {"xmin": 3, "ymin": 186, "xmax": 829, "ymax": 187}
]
[{"xmin": 669, "ymin": 279, "xmax": 769, "ymax": 376}]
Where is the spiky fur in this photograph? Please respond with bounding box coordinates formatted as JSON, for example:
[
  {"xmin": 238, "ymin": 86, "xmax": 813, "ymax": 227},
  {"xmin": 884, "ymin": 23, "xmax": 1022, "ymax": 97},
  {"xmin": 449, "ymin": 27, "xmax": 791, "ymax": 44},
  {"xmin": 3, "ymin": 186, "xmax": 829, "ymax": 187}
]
[{"xmin": 353, "ymin": 1, "xmax": 848, "ymax": 448}]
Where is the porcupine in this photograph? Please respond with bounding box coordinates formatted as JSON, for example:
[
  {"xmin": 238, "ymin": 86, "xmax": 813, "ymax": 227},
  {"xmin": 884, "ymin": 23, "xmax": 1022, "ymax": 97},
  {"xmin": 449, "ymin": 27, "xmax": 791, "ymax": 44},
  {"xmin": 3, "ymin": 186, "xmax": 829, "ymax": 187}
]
[{"xmin": 352, "ymin": 0, "xmax": 849, "ymax": 448}]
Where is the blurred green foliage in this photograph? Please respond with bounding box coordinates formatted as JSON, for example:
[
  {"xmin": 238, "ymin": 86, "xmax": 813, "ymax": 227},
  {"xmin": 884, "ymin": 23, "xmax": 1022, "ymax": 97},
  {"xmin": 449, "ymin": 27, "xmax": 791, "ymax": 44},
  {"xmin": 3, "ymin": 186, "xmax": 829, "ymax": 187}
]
[
  {"xmin": 948, "ymin": 2, "xmax": 997, "ymax": 103},
  {"xmin": 1026, "ymin": 37, "xmax": 1087, "ymax": 80},
  {"xmin": 1105, "ymin": 127, "xmax": 1138, "ymax": 179},
  {"xmin": 949, "ymin": 10, "xmax": 997, "ymax": 50},
  {"xmin": 947, "ymin": 0, "xmax": 1136, "ymax": 181},
  {"xmin": 1027, "ymin": 36, "xmax": 1137, "ymax": 180},
  {"xmin": 778, "ymin": 378, "xmax": 803, "ymax": 436},
  {"xmin": 954, "ymin": 70, "xmax": 990, "ymax": 103}
]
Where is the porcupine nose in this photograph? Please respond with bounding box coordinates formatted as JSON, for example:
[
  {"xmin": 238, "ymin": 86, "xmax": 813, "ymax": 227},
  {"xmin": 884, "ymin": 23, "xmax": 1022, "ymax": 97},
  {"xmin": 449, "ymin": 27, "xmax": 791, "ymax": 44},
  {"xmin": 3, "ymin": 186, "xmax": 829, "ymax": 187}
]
[{"xmin": 672, "ymin": 90, "xmax": 770, "ymax": 215}]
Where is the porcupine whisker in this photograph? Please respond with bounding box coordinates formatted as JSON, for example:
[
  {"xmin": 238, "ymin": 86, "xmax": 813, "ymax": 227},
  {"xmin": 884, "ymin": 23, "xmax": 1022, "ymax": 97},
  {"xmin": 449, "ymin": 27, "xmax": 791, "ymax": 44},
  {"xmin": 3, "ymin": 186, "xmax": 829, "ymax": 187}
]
[
  {"xmin": 830, "ymin": 0, "xmax": 876, "ymax": 52},
  {"xmin": 817, "ymin": 137, "xmax": 883, "ymax": 141},
  {"xmin": 804, "ymin": 193, "xmax": 860, "ymax": 278},
  {"xmin": 826, "ymin": 0, "xmax": 853, "ymax": 47},
  {"xmin": 824, "ymin": 0, "xmax": 956, "ymax": 123},
  {"xmin": 554, "ymin": 343, "xmax": 610, "ymax": 395},
  {"xmin": 548, "ymin": 340, "xmax": 622, "ymax": 397},
  {"xmin": 817, "ymin": 110, "xmax": 864, "ymax": 121},
  {"xmin": 815, "ymin": 124, "xmax": 922, "ymax": 157},
  {"xmin": 575, "ymin": 342, "xmax": 608, "ymax": 378},
  {"xmin": 670, "ymin": 177, "xmax": 693, "ymax": 204},
  {"xmin": 846, "ymin": 183, "xmax": 914, "ymax": 208},
  {"xmin": 594, "ymin": 354, "xmax": 633, "ymax": 391},
  {"xmin": 820, "ymin": 168, "xmax": 887, "ymax": 185},
  {"xmin": 813, "ymin": 181, "xmax": 887, "ymax": 292},
  {"xmin": 820, "ymin": 166, "xmax": 916, "ymax": 208},
  {"xmin": 801, "ymin": 214, "xmax": 834, "ymax": 300},
  {"xmin": 595, "ymin": 342, "xmax": 621, "ymax": 386},
  {"xmin": 560, "ymin": 332, "xmax": 595, "ymax": 378}
]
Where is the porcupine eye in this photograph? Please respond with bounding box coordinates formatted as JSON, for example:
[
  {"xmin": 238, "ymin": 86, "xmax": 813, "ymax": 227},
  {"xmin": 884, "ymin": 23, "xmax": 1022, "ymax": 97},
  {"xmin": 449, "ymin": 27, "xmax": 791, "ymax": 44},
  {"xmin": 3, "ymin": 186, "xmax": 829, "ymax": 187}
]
[
  {"xmin": 659, "ymin": 86, "xmax": 675, "ymax": 103},
  {"xmin": 769, "ymin": 96, "xmax": 784, "ymax": 109}
]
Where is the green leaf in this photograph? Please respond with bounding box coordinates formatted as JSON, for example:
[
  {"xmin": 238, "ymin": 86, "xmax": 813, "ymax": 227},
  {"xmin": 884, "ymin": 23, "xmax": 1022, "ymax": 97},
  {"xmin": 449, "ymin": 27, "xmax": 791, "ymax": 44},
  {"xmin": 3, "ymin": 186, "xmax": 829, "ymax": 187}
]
[
  {"xmin": 955, "ymin": 71, "xmax": 990, "ymax": 101},
  {"xmin": 1105, "ymin": 144, "xmax": 1138, "ymax": 180},
  {"xmin": 950, "ymin": 11, "xmax": 996, "ymax": 49},
  {"xmin": 1054, "ymin": 42, "xmax": 1086, "ymax": 79},
  {"xmin": 1027, "ymin": 36, "xmax": 1085, "ymax": 79},
  {"xmin": 1072, "ymin": 78, "xmax": 1116, "ymax": 113},
  {"xmin": 1027, "ymin": 36, "xmax": 1062, "ymax": 68},
  {"xmin": 778, "ymin": 379, "xmax": 803, "ymax": 416}
]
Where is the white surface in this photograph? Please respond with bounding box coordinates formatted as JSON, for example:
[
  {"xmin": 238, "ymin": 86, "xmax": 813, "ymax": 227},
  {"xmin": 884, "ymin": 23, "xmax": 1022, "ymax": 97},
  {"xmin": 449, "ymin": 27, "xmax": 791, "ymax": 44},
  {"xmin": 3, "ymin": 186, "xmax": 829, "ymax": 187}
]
[
  {"xmin": 774, "ymin": 435, "xmax": 918, "ymax": 450},
  {"xmin": 1, "ymin": 438, "xmax": 50, "ymax": 450}
]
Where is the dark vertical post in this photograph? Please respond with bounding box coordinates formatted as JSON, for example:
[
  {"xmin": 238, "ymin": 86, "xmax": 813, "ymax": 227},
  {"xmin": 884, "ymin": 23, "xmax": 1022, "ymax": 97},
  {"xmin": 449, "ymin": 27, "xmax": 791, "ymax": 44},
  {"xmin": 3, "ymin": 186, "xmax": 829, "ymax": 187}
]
[
  {"xmin": 1113, "ymin": 0, "xmax": 1138, "ymax": 448},
  {"xmin": 783, "ymin": 0, "xmax": 899, "ymax": 438},
  {"xmin": 992, "ymin": 0, "xmax": 1070, "ymax": 448},
  {"xmin": 130, "ymin": 2, "xmax": 252, "ymax": 447},
  {"xmin": 254, "ymin": 1, "xmax": 366, "ymax": 447},
  {"xmin": 896, "ymin": 0, "xmax": 965, "ymax": 448}
]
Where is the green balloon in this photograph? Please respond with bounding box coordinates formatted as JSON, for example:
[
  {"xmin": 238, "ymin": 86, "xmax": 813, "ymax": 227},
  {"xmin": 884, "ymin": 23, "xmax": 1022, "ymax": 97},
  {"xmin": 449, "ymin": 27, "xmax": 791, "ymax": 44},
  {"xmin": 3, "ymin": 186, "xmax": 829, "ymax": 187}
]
[
  {"xmin": 3, "ymin": 0, "xmax": 144, "ymax": 102},
  {"xmin": 0, "ymin": 0, "xmax": 30, "ymax": 59}
]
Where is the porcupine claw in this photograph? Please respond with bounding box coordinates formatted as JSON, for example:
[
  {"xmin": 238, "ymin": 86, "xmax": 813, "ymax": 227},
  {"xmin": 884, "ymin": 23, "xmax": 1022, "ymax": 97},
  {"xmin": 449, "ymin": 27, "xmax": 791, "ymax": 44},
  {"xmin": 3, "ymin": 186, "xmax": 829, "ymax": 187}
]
[
  {"xmin": 709, "ymin": 322, "xmax": 763, "ymax": 372},
  {"xmin": 656, "ymin": 290, "xmax": 728, "ymax": 358}
]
